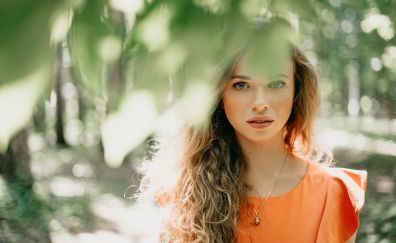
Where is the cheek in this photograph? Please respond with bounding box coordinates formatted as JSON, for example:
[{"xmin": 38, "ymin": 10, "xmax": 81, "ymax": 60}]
[
  {"xmin": 222, "ymin": 94, "xmax": 247, "ymax": 122},
  {"xmin": 222, "ymin": 96, "xmax": 236, "ymax": 119},
  {"xmin": 272, "ymin": 91, "xmax": 294, "ymax": 114}
]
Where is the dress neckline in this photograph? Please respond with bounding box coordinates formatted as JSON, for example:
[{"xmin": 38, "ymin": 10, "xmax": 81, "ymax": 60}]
[{"xmin": 247, "ymin": 160, "xmax": 311, "ymax": 201}]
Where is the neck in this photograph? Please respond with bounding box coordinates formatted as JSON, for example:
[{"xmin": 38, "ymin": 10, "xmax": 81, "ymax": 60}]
[{"xmin": 236, "ymin": 129, "xmax": 290, "ymax": 181}]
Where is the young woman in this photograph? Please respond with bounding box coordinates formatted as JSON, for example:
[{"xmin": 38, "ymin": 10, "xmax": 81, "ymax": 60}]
[{"xmin": 138, "ymin": 21, "xmax": 367, "ymax": 243}]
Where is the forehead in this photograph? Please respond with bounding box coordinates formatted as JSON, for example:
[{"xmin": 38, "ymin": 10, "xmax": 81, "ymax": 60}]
[{"xmin": 232, "ymin": 53, "xmax": 294, "ymax": 79}]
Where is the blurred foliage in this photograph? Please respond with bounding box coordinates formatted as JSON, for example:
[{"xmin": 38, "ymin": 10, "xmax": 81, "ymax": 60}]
[
  {"xmin": 0, "ymin": 0, "xmax": 58, "ymax": 151},
  {"xmin": 69, "ymin": 0, "xmax": 123, "ymax": 97},
  {"xmin": 0, "ymin": 0, "xmax": 56, "ymax": 83},
  {"xmin": 1, "ymin": 0, "xmax": 396, "ymax": 241},
  {"xmin": 1, "ymin": 0, "xmax": 395, "ymax": 158},
  {"xmin": 313, "ymin": 0, "xmax": 396, "ymax": 117},
  {"xmin": 0, "ymin": 176, "xmax": 95, "ymax": 242},
  {"xmin": 0, "ymin": 179, "xmax": 52, "ymax": 242}
]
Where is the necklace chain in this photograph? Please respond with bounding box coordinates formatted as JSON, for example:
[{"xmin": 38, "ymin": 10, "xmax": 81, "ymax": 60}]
[{"xmin": 252, "ymin": 152, "xmax": 289, "ymax": 225}]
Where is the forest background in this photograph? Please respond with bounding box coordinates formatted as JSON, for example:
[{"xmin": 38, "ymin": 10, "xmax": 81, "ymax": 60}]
[{"xmin": 0, "ymin": 0, "xmax": 395, "ymax": 242}]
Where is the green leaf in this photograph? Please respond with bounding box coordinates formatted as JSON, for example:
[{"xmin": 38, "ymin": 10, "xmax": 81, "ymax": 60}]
[
  {"xmin": 69, "ymin": 0, "xmax": 122, "ymax": 97},
  {"xmin": 0, "ymin": 0, "xmax": 56, "ymax": 85},
  {"xmin": 0, "ymin": 67, "xmax": 51, "ymax": 152}
]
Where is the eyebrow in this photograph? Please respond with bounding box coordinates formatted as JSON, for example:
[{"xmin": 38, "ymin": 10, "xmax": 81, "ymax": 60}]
[
  {"xmin": 229, "ymin": 75, "xmax": 252, "ymax": 80},
  {"xmin": 272, "ymin": 74, "xmax": 290, "ymax": 80},
  {"xmin": 230, "ymin": 74, "xmax": 290, "ymax": 80}
]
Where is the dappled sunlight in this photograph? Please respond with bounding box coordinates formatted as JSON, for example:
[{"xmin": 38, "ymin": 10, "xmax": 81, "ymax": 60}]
[
  {"xmin": 91, "ymin": 195, "xmax": 162, "ymax": 242},
  {"xmin": 109, "ymin": 0, "xmax": 144, "ymax": 16},
  {"xmin": 72, "ymin": 163, "xmax": 94, "ymax": 178},
  {"xmin": 376, "ymin": 176, "xmax": 395, "ymax": 194},
  {"xmin": 360, "ymin": 96, "xmax": 372, "ymax": 114},
  {"xmin": 51, "ymin": 230, "xmax": 132, "ymax": 243},
  {"xmin": 370, "ymin": 57, "xmax": 383, "ymax": 72},
  {"xmin": 97, "ymin": 36, "xmax": 122, "ymax": 63},
  {"xmin": 28, "ymin": 133, "xmax": 46, "ymax": 152},
  {"xmin": 136, "ymin": 6, "xmax": 172, "ymax": 51},
  {"xmin": 31, "ymin": 146, "xmax": 76, "ymax": 179},
  {"xmin": 193, "ymin": 0, "xmax": 229, "ymax": 14},
  {"xmin": 2, "ymin": 0, "xmax": 396, "ymax": 242},
  {"xmin": 157, "ymin": 42, "xmax": 188, "ymax": 74},
  {"xmin": 51, "ymin": 10, "xmax": 73, "ymax": 44},
  {"xmin": 65, "ymin": 119, "xmax": 84, "ymax": 146},
  {"xmin": 360, "ymin": 13, "xmax": 394, "ymax": 41},
  {"xmin": 317, "ymin": 124, "xmax": 396, "ymax": 157},
  {"xmin": 382, "ymin": 46, "xmax": 396, "ymax": 71},
  {"xmin": 49, "ymin": 176, "xmax": 86, "ymax": 197},
  {"xmin": 0, "ymin": 177, "xmax": 10, "ymax": 203}
]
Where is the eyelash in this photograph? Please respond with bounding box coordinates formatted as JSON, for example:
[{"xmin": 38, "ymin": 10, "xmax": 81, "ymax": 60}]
[
  {"xmin": 232, "ymin": 81, "xmax": 250, "ymax": 90},
  {"xmin": 269, "ymin": 80, "xmax": 286, "ymax": 89},
  {"xmin": 232, "ymin": 80, "xmax": 286, "ymax": 90}
]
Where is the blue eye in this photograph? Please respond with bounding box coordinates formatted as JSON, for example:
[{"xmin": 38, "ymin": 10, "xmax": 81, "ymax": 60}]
[
  {"xmin": 233, "ymin": 81, "xmax": 250, "ymax": 90},
  {"xmin": 269, "ymin": 80, "xmax": 286, "ymax": 89}
]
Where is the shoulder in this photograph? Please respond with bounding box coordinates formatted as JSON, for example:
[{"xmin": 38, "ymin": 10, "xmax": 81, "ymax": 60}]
[
  {"xmin": 311, "ymin": 162, "xmax": 367, "ymax": 242},
  {"xmin": 313, "ymin": 163, "xmax": 367, "ymax": 212}
]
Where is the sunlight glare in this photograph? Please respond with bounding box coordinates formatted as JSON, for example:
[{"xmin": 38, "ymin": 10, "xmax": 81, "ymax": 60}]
[
  {"xmin": 97, "ymin": 36, "xmax": 122, "ymax": 63},
  {"xmin": 360, "ymin": 13, "xmax": 394, "ymax": 40},
  {"xmin": 49, "ymin": 176, "xmax": 85, "ymax": 197},
  {"xmin": 157, "ymin": 42, "xmax": 188, "ymax": 73},
  {"xmin": 370, "ymin": 57, "xmax": 382, "ymax": 71},
  {"xmin": 51, "ymin": 10, "xmax": 73, "ymax": 44},
  {"xmin": 109, "ymin": 0, "xmax": 144, "ymax": 15},
  {"xmin": 360, "ymin": 95, "xmax": 372, "ymax": 114},
  {"xmin": 347, "ymin": 100, "xmax": 360, "ymax": 116},
  {"xmin": 136, "ymin": 6, "xmax": 172, "ymax": 51}
]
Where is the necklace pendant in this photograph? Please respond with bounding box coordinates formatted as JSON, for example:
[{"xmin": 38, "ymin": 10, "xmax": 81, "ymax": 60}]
[{"xmin": 254, "ymin": 215, "xmax": 260, "ymax": 225}]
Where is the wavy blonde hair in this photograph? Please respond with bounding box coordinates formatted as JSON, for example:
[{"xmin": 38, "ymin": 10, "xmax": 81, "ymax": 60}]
[{"xmin": 136, "ymin": 45, "xmax": 322, "ymax": 242}]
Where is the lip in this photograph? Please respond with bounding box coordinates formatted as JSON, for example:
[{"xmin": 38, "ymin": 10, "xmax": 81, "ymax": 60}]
[{"xmin": 247, "ymin": 116, "xmax": 274, "ymax": 128}]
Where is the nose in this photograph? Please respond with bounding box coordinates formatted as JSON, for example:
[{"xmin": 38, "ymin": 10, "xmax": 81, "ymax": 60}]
[{"xmin": 252, "ymin": 87, "xmax": 270, "ymax": 112}]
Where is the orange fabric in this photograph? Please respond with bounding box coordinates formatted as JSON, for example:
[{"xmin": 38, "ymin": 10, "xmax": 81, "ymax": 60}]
[{"xmin": 236, "ymin": 162, "xmax": 367, "ymax": 243}]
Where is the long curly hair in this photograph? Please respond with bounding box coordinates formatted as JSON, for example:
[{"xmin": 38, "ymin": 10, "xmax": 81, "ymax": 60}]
[
  {"xmin": 136, "ymin": 45, "xmax": 321, "ymax": 242},
  {"xmin": 137, "ymin": 14, "xmax": 325, "ymax": 241}
]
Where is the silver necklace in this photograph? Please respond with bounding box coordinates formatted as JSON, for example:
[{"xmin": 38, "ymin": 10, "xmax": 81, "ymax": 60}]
[{"xmin": 252, "ymin": 152, "xmax": 289, "ymax": 225}]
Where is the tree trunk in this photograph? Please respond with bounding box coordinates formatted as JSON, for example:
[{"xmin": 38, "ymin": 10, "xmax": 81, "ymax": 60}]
[
  {"xmin": 55, "ymin": 44, "xmax": 67, "ymax": 146},
  {"xmin": 0, "ymin": 129, "xmax": 33, "ymax": 186}
]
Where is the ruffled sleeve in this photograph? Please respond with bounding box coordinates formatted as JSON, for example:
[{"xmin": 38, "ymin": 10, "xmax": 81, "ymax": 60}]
[{"xmin": 316, "ymin": 167, "xmax": 367, "ymax": 243}]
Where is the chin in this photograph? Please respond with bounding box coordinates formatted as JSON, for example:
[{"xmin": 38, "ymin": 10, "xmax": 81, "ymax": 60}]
[
  {"xmin": 250, "ymin": 136, "xmax": 274, "ymax": 144},
  {"xmin": 240, "ymin": 132, "xmax": 275, "ymax": 144}
]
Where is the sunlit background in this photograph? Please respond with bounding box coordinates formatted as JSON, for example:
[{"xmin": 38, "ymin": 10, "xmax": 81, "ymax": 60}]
[{"xmin": 0, "ymin": 0, "xmax": 395, "ymax": 242}]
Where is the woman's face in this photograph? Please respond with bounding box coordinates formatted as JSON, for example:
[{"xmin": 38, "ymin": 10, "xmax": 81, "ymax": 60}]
[{"xmin": 222, "ymin": 58, "xmax": 295, "ymax": 144}]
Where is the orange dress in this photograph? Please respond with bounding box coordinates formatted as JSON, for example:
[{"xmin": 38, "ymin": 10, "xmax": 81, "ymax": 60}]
[{"xmin": 237, "ymin": 161, "xmax": 367, "ymax": 243}]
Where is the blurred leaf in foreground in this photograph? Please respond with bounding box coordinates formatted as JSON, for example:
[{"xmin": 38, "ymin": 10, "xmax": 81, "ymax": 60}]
[
  {"xmin": 0, "ymin": 67, "xmax": 51, "ymax": 152},
  {"xmin": 0, "ymin": 1, "xmax": 56, "ymax": 84},
  {"xmin": 101, "ymin": 90, "xmax": 158, "ymax": 168},
  {"xmin": 69, "ymin": 0, "xmax": 122, "ymax": 97}
]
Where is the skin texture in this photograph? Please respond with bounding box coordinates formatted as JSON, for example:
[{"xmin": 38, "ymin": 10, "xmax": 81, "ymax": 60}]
[
  {"xmin": 222, "ymin": 59, "xmax": 295, "ymax": 146},
  {"xmin": 222, "ymin": 58, "xmax": 306, "ymax": 197}
]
